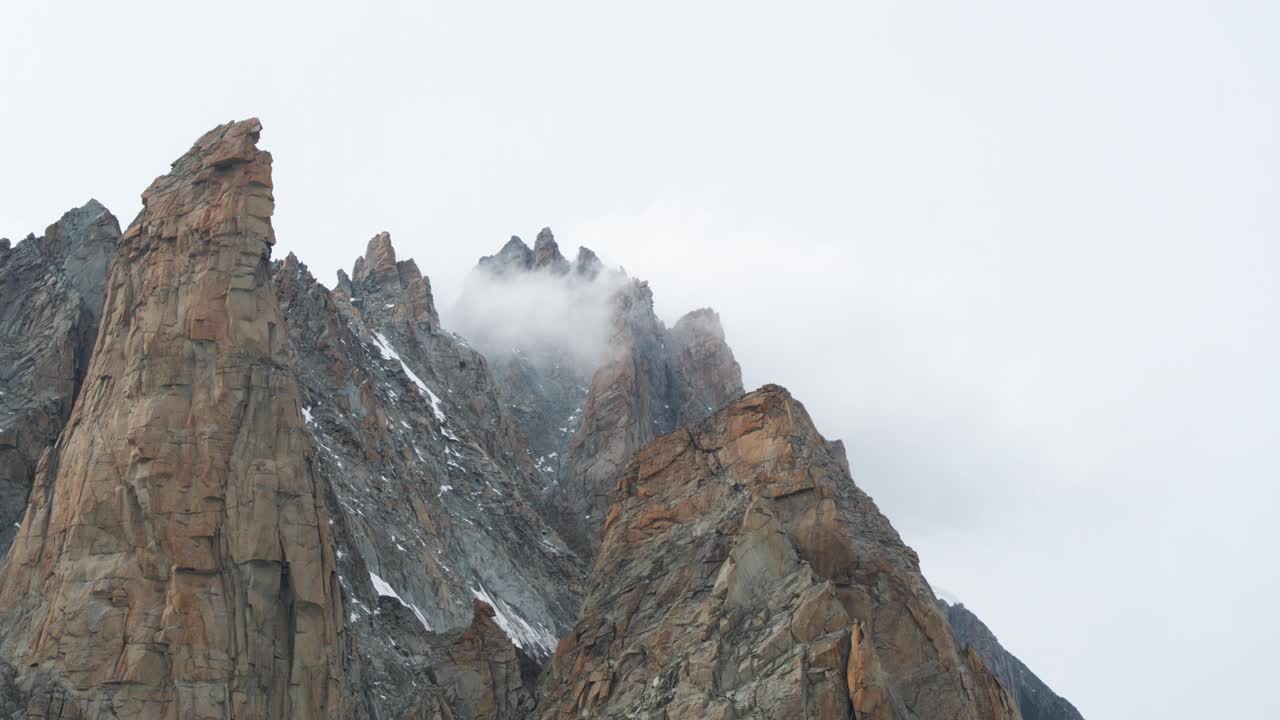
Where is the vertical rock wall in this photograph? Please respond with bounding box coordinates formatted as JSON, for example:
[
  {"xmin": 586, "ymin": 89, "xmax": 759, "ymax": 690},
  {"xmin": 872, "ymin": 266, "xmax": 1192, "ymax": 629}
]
[{"xmin": 0, "ymin": 120, "xmax": 345, "ymax": 719}]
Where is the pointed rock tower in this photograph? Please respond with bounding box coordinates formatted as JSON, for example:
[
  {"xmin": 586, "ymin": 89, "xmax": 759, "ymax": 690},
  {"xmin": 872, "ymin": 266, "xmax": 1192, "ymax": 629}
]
[{"xmin": 0, "ymin": 120, "xmax": 345, "ymax": 718}]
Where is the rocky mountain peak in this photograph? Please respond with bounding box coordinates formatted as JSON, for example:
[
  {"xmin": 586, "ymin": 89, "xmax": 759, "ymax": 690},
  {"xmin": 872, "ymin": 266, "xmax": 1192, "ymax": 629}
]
[
  {"xmin": 475, "ymin": 231, "xmax": 604, "ymax": 279},
  {"xmin": 532, "ymin": 227, "xmax": 570, "ymax": 274},
  {"xmin": 0, "ymin": 199, "xmax": 121, "ymax": 554},
  {"xmin": 0, "ymin": 118, "xmax": 346, "ymax": 718},
  {"xmin": 346, "ymin": 230, "xmax": 439, "ymax": 335},
  {"xmin": 480, "ymin": 235, "xmax": 535, "ymax": 275},
  {"xmin": 539, "ymin": 385, "xmax": 1020, "ymax": 719},
  {"xmin": 352, "ymin": 230, "xmax": 398, "ymax": 284},
  {"xmin": 574, "ymin": 245, "xmax": 602, "ymax": 279},
  {"xmin": 0, "ymin": 119, "xmax": 1079, "ymax": 720}
]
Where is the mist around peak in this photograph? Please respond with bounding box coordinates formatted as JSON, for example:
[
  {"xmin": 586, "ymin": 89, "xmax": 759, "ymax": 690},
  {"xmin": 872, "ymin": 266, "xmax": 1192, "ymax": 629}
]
[{"xmin": 446, "ymin": 234, "xmax": 628, "ymax": 371}]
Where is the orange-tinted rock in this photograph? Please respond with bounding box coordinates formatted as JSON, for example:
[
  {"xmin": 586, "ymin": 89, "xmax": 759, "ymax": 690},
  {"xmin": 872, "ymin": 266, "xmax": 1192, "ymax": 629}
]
[
  {"xmin": 537, "ymin": 386, "xmax": 1020, "ymax": 720},
  {"xmin": 349, "ymin": 231, "xmax": 440, "ymax": 335},
  {"xmin": 0, "ymin": 119, "xmax": 345, "ymax": 718}
]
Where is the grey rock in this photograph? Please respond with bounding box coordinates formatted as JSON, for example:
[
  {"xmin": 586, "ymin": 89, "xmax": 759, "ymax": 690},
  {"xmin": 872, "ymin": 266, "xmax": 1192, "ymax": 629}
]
[
  {"xmin": 0, "ymin": 200, "xmax": 119, "ymax": 554},
  {"xmin": 274, "ymin": 242, "xmax": 582, "ymax": 719},
  {"xmin": 944, "ymin": 600, "xmax": 1085, "ymax": 720}
]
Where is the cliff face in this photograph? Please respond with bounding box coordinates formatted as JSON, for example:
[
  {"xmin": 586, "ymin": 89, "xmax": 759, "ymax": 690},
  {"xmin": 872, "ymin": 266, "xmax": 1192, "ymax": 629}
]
[
  {"xmin": 944, "ymin": 602, "xmax": 1084, "ymax": 720},
  {"xmin": 0, "ymin": 201, "xmax": 119, "ymax": 553},
  {"xmin": 0, "ymin": 119, "xmax": 1081, "ymax": 720},
  {"xmin": 538, "ymin": 386, "xmax": 1021, "ymax": 720},
  {"xmin": 0, "ymin": 120, "xmax": 345, "ymax": 718},
  {"xmin": 453, "ymin": 232, "xmax": 745, "ymax": 556},
  {"xmin": 563, "ymin": 282, "xmax": 744, "ymax": 554},
  {"xmin": 273, "ymin": 240, "xmax": 582, "ymax": 719}
]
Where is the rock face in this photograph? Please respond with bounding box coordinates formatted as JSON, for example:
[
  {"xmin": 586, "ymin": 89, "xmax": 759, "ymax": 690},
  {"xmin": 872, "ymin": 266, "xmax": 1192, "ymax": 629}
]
[
  {"xmin": 274, "ymin": 240, "xmax": 581, "ymax": 720},
  {"xmin": 0, "ymin": 120, "xmax": 345, "ymax": 718},
  {"xmin": 0, "ymin": 201, "xmax": 119, "ymax": 553},
  {"xmin": 944, "ymin": 602, "xmax": 1084, "ymax": 720},
  {"xmin": 0, "ymin": 119, "xmax": 1082, "ymax": 720},
  {"xmin": 453, "ymin": 232, "xmax": 745, "ymax": 556},
  {"xmin": 537, "ymin": 386, "xmax": 1021, "ymax": 720},
  {"xmin": 562, "ymin": 287, "xmax": 744, "ymax": 554},
  {"xmin": 344, "ymin": 231, "xmax": 440, "ymax": 334}
]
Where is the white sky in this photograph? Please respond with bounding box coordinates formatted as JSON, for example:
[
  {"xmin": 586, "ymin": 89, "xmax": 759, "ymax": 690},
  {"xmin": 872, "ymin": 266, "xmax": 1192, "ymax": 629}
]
[{"xmin": 2, "ymin": 2, "xmax": 1276, "ymax": 717}]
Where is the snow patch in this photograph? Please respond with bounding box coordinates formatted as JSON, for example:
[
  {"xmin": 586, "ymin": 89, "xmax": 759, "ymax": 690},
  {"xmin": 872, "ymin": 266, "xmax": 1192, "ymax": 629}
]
[
  {"xmin": 471, "ymin": 583, "xmax": 558, "ymax": 655},
  {"xmin": 369, "ymin": 571, "xmax": 432, "ymax": 630},
  {"xmin": 372, "ymin": 332, "xmax": 447, "ymax": 423}
]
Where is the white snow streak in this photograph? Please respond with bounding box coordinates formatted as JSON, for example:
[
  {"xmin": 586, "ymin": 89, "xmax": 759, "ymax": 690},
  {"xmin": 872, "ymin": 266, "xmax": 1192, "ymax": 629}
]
[
  {"xmin": 372, "ymin": 332, "xmax": 447, "ymax": 422},
  {"xmin": 369, "ymin": 571, "xmax": 432, "ymax": 630},
  {"xmin": 471, "ymin": 583, "xmax": 558, "ymax": 654}
]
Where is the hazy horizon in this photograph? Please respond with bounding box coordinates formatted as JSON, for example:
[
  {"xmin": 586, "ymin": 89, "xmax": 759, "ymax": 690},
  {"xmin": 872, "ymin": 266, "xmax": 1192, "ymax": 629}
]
[{"xmin": 3, "ymin": 2, "xmax": 1277, "ymax": 717}]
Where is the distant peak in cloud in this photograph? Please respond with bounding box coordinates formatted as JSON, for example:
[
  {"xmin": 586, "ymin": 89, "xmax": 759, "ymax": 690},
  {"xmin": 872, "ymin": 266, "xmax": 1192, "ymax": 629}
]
[{"xmin": 449, "ymin": 231, "xmax": 628, "ymax": 370}]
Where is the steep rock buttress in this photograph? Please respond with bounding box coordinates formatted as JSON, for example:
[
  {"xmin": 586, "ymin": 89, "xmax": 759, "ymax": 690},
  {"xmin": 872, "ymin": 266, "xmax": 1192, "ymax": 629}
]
[
  {"xmin": 537, "ymin": 386, "xmax": 1021, "ymax": 720},
  {"xmin": 0, "ymin": 120, "xmax": 345, "ymax": 718},
  {"xmin": 0, "ymin": 201, "xmax": 119, "ymax": 554}
]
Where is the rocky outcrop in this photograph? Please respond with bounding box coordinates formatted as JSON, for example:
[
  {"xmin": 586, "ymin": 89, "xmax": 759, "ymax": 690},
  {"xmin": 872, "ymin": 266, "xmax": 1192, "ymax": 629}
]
[
  {"xmin": 274, "ymin": 241, "xmax": 581, "ymax": 719},
  {"xmin": 436, "ymin": 600, "xmax": 539, "ymax": 719},
  {"xmin": 477, "ymin": 237, "xmax": 535, "ymax": 276},
  {"xmin": 347, "ymin": 231, "xmax": 440, "ymax": 335},
  {"xmin": 0, "ymin": 200, "xmax": 119, "ymax": 553},
  {"xmin": 665, "ymin": 308, "xmax": 744, "ymax": 422},
  {"xmin": 454, "ymin": 233, "xmax": 745, "ymax": 557},
  {"xmin": 537, "ymin": 386, "xmax": 1021, "ymax": 720},
  {"xmin": 531, "ymin": 229, "xmax": 570, "ymax": 275},
  {"xmin": 381, "ymin": 599, "xmax": 538, "ymax": 720},
  {"xmin": 560, "ymin": 283, "xmax": 745, "ymax": 554},
  {"xmin": 0, "ymin": 120, "xmax": 1082, "ymax": 720},
  {"xmin": 944, "ymin": 601, "xmax": 1084, "ymax": 720},
  {"xmin": 0, "ymin": 119, "xmax": 345, "ymax": 718}
]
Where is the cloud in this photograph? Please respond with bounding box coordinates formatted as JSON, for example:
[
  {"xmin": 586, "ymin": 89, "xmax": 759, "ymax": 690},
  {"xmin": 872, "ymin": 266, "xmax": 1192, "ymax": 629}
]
[{"xmin": 447, "ymin": 259, "xmax": 629, "ymax": 371}]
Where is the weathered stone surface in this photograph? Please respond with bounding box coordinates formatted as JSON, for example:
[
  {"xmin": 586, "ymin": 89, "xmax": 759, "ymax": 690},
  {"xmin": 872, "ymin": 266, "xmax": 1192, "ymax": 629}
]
[
  {"xmin": 437, "ymin": 600, "xmax": 538, "ymax": 719},
  {"xmin": 0, "ymin": 200, "xmax": 119, "ymax": 553},
  {"xmin": 537, "ymin": 386, "xmax": 1021, "ymax": 720},
  {"xmin": 348, "ymin": 231, "xmax": 440, "ymax": 335},
  {"xmin": 945, "ymin": 601, "xmax": 1084, "ymax": 720},
  {"xmin": 665, "ymin": 308, "xmax": 743, "ymax": 422},
  {"xmin": 456, "ymin": 234, "xmax": 745, "ymax": 557},
  {"xmin": 477, "ymin": 237, "xmax": 535, "ymax": 276},
  {"xmin": 274, "ymin": 241, "xmax": 581, "ymax": 719},
  {"xmin": 0, "ymin": 119, "xmax": 345, "ymax": 718},
  {"xmin": 531, "ymin": 229, "xmax": 569, "ymax": 275},
  {"xmin": 0, "ymin": 122, "xmax": 1082, "ymax": 720},
  {"xmin": 560, "ymin": 282, "xmax": 745, "ymax": 555}
]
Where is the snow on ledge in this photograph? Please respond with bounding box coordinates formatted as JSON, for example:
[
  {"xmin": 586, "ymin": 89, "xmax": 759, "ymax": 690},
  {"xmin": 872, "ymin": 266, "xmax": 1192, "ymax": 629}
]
[
  {"xmin": 372, "ymin": 332, "xmax": 447, "ymax": 422},
  {"xmin": 369, "ymin": 570, "xmax": 432, "ymax": 631}
]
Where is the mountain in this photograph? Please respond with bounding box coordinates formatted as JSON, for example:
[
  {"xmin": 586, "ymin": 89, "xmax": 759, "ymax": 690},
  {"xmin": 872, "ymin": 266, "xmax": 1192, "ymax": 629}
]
[
  {"xmin": 943, "ymin": 601, "xmax": 1085, "ymax": 720},
  {"xmin": 0, "ymin": 200, "xmax": 119, "ymax": 553},
  {"xmin": 453, "ymin": 231, "xmax": 745, "ymax": 556},
  {"xmin": 274, "ymin": 236, "xmax": 582, "ymax": 718},
  {"xmin": 0, "ymin": 119, "xmax": 1080, "ymax": 719},
  {"xmin": 0, "ymin": 119, "xmax": 345, "ymax": 717},
  {"xmin": 537, "ymin": 386, "xmax": 1020, "ymax": 719}
]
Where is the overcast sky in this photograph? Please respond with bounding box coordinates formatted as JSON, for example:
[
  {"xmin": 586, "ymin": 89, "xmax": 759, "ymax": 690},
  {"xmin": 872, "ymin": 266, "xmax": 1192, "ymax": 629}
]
[{"xmin": 3, "ymin": 2, "xmax": 1277, "ymax": 717}]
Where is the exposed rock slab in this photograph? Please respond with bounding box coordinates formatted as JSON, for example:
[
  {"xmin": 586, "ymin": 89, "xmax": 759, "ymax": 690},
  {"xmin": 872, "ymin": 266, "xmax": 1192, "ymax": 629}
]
[
  {"xmin": 275, "ymin": 242, "xmax": 582, "ymax": 719},
  {"xmin": 537, "ymin": 385, "xmax": 1021, "ymax": 720},
  {"xmin": 0, "ymin": 119, "xmax": 345, "ymax": 718}
]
